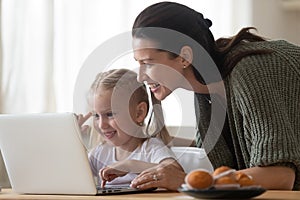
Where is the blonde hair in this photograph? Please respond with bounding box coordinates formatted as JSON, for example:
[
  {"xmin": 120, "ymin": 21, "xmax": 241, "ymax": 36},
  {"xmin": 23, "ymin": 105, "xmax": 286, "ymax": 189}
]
[{"xmin": 89, "ymin": 68, "xmax": 172, "ymax": 145}]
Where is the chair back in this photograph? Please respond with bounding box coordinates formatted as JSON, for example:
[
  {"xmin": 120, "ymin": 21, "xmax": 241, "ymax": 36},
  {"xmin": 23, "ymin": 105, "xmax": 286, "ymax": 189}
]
[{"xmin": 171, "ymin": 147, "xmax": 214, "ymax": 173}]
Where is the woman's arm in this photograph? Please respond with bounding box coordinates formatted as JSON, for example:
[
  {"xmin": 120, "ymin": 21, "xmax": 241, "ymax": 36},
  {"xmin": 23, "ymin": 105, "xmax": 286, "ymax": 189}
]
[
  {"xmin": 101, "ymin": 158, "xmax": 182, "ymax": 177},
  {"xmin": 130, "ymin": 162, "xmax": 186, "ymax": 191},
  {"xmin": 100, "ymin": 158, "xmax": 182, "ymax": 187},
  {"xmin": 239, "ymin": 166, "xmax": 295, "ymax": 190},
  {"xmin": 131, "ymin": 164, "xmax": 296, "ymax": 191}
]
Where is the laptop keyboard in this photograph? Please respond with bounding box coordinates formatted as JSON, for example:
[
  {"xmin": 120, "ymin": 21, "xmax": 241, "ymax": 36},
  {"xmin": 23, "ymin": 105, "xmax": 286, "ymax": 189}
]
[{"xmin": 96, "ymin": 185, "xmax": 138, "ymax": 194}]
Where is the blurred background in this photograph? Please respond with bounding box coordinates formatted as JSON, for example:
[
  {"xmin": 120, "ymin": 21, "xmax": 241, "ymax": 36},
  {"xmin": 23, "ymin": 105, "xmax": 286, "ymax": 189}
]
[
  {"xmin": 0, "ymin": 0, "xmax": 299, "ymax": 126},
  {"xmin": 0, "ymin": 0, "xmax": 299, "ymax": 188}
]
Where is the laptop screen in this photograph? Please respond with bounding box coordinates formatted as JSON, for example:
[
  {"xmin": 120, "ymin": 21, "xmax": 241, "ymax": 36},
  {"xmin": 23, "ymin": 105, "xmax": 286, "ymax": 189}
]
[{"xmin": 0, "ymin": 113, "xmax": 98, "ymax": 195}]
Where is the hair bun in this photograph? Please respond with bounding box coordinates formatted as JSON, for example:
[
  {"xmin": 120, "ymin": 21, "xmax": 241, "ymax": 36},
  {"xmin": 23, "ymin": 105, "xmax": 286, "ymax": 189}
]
[
  {"xmin": 204, "ymin": 18, "xmax": 212, "ymax": 28},
  {"xmin": 196, "ymin": 12, "xmax": 212, "ymax": 28}
]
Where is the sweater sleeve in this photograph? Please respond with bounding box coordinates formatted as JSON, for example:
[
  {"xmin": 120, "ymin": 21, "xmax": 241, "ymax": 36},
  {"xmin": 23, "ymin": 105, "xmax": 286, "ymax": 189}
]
[{"xmin": 229, "ymin": 50, "xmax": 300, "ymax": 189}]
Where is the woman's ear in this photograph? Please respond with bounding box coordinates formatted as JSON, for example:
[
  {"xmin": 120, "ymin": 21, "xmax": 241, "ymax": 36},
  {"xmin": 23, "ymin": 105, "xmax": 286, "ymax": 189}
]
[
  {"xmin": 135, "ymin": 101, "xmax": 148, "ymax": 125},
  {"xmin": 180, "ymin": 46, "xmax": 193, "ymax": 67}
]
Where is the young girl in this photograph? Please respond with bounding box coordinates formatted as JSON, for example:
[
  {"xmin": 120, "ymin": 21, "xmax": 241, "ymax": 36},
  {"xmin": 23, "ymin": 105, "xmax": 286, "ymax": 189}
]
[{"xmin": 86, "ymin": 68, "xmax": 183, "ymax": 187}]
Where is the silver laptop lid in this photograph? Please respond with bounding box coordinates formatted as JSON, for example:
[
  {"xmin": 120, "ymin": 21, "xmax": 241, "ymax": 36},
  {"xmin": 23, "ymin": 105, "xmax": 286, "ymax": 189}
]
[{"xmin": 0, "ymin": 112, "xmax": 97, "ymax": 195}]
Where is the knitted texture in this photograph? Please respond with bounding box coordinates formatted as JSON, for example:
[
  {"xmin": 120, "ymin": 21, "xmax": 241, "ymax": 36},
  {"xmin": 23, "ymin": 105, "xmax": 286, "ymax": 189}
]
[{"xmin": 195, "ymin": 40, "xmax": 300, "ymax": 189}]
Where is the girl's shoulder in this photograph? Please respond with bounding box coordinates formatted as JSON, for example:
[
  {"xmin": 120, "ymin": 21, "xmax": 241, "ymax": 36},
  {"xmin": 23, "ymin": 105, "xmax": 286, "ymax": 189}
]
[
  {"xmin": 140, "ymin": 137, "xmax": 166, "ymax": 150},
  {"xmin": 144, "ymin": 137, "xmax": 165, "ymax": 145},
  {"xmin": 88, "ymin": 142, "xmax": 113, "ymax": 157}
]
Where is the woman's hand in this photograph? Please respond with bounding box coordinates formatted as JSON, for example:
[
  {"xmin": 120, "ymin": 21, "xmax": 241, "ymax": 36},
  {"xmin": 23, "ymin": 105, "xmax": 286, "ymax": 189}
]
[
  {"xmin": 130, "ymin": 162, "xmax": 186, "ymax": 191},
  {"xmin": 75, "ymin": 112, "xmax": 93, "ymax": 135}
]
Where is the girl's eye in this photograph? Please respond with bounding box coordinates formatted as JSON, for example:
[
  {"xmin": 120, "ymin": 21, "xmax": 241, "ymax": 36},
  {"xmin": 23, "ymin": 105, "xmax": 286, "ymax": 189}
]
[
  {"xmin": 106, "ymin": 112, "xmax": 116, "ymax": 118},
  {"xmin": 93, "ymin": 112, "xmax": 116, "ymax": 120},
  {"xmin": 93, "ymin": 113, "xmax": 100, "ymax": 120}
]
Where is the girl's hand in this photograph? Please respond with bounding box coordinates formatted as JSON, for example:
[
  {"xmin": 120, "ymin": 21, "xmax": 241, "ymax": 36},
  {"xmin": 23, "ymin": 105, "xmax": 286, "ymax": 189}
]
[
  {"xmin": 75, "ymin": 112, "xmax": 93, "ymax": 135},
  {"xmin": 99, "ymin": 161, "xmax": 129, "ymax": 187}
]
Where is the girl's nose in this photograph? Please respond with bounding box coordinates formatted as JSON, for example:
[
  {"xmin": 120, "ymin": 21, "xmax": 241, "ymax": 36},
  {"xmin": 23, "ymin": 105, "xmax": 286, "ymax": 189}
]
[{"xmin": 98, "ymin": 116, "xmax": 109, "ymax": 130}]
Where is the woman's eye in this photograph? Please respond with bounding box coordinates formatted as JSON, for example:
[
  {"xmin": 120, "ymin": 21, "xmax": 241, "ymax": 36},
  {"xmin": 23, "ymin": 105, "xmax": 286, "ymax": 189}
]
[{"xmin": 144, "ymin": 63, "xmax": 154, "ymax": 68}]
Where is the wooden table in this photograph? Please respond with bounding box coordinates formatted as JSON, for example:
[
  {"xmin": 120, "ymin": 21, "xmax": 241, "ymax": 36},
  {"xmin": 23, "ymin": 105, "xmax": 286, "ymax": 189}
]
[{"xmin": 0, "ymin": 189, "xmax": 300, "ymax": 200}]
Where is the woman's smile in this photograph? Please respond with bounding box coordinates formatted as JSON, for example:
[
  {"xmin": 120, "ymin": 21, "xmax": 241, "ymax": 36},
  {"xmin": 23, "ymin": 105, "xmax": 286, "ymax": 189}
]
[{"xmin": 148, "ymin": 83, "xmax": 161, "ymax": 93}]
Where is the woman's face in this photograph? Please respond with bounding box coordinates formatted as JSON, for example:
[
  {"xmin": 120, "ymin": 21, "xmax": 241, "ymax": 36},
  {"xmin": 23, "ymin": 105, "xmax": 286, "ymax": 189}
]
[
  {"xmin": 93, "ymin": 89, "xmax": 137, "ymax": 148},
  {"xmin": 133, "ymin": 38, "xmax": 186, "ymax": 101}
]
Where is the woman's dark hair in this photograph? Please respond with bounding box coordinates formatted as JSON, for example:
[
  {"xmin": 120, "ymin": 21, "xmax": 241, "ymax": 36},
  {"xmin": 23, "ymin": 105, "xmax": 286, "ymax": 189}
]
[{"xmin": 132, "ymin": 1, "xmax": 271, "ymax": 83}]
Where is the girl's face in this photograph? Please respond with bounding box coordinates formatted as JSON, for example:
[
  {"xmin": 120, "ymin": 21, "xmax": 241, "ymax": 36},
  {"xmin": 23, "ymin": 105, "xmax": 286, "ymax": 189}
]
[
  {"xmin": 133, "ymin": 38, "xmax": 187, "ymax": 101},
  {"xmin": 93, "ymin": 89, "xmax": 139, "ymax": 149}
]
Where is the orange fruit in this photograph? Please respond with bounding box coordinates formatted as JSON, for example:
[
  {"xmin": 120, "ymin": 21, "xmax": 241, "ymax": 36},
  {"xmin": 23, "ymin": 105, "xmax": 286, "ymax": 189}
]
[
  {"xmin": 235, "ymin": 172, "xmax": 248, "ymax": 180},
  {"xmin": 235, "ymin": 172, "xmax": 255, "ymax": 186},
  {"xmin": 214, "ymin": 176, "xmax": 237, "ymax": 185},
  {"xmin": 185, "ymin": 170, "xmax": 214, "ymax": 189},
  {"xmin": 213, "ymin": 166, "xmax": 232, "ymax": 176}
]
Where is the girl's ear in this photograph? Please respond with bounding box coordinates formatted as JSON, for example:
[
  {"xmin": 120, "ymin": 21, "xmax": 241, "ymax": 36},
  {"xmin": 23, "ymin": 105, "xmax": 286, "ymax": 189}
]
[
  {"xmin": 180, "ymin": 45, "xmax": 193, "ymax": 67},
  {"xmin": 135, "ymin": 101, "xmax": 148, "ymax": 125}
]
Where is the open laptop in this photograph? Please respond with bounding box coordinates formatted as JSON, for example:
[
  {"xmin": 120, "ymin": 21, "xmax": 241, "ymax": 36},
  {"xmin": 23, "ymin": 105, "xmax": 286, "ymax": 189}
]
[{"xmin": 0, "ymin": 112, "xmax": 153, "ymax": 195}]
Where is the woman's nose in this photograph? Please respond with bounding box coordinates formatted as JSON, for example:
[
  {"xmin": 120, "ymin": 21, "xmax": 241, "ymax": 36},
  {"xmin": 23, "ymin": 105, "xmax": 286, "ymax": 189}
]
[{"xmin": 137, "ymin": 66, "xmax": 148, "ymax": 82}]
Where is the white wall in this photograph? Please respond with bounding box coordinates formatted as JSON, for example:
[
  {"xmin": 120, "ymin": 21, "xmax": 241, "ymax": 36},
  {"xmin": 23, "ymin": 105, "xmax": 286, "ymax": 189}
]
[{"xmin": 252, "ymin": 0, "xmax": 300, "ymax": 45}]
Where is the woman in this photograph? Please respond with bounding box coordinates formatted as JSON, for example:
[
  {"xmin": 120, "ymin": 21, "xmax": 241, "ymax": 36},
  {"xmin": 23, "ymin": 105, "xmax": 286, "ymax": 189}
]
[{"xmin": 130, "ymin": 2, "xmax": 300, "ymax": 190}]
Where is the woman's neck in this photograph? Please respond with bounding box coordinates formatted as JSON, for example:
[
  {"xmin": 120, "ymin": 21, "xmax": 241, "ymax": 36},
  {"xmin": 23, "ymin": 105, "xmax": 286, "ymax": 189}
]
[{"xmin": 183, "ymin": 67, "xmax": 225, "ymax": 98}]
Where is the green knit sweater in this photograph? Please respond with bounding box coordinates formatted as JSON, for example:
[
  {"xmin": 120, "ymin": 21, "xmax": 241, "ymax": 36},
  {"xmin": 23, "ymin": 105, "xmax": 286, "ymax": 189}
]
[{"xmin": 195, "ymin": 40, "xmax": 300, "ymax": 190}]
